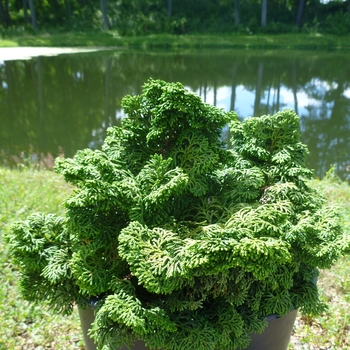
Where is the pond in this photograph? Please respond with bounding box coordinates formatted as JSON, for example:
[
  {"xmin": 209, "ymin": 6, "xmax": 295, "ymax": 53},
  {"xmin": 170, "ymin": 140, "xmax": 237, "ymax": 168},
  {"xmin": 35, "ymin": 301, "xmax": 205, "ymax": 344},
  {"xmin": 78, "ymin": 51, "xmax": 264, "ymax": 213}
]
[{"xmin": 1, "ymin": 48, "xmax": 349, "ymax": 181}]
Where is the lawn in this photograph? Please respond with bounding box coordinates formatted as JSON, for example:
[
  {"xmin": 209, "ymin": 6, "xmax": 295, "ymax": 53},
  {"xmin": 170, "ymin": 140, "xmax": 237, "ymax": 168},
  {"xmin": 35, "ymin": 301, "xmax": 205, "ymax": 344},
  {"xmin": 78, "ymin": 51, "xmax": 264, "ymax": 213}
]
[
  {"xmin": 289, "ymin": 177, "xmax": 350, "ymax": 349},
  {"xmin": 0, "ymin": 167, "xmax": 349, "ymax": 349},
  {"xmin": 1, "ymin": 31, "xmax": 350, "ymax": 50},
  {"xmin": 0, "ymin": 168, "xmax": 83, "ymax": 349}
]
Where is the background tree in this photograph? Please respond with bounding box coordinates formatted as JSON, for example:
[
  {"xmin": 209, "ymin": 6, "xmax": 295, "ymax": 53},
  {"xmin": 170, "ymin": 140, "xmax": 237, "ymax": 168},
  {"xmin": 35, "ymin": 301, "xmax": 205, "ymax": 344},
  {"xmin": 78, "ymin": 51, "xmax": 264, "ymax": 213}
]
[
  {"xmin": 28, "ymin": 0, "xmax": 37, "ymax": 30},
  {"xmin": 1, "ymin": 0, "xmax": 350, "ymax": 39},
  {"xmin": 261, "ymin": 0, "xmax": 268, "ymax": 27},
  {"xmin": 234, "ymin": 0, "xmax": 240, "ymax": 25},
  {"xmin": 0, "ymin": 0, "xmax": 4, "ymax": 26},
  {"xmin": 296, "ymin": 0, "xmax": 306, "ymax": 27},
  {"xmin": 0, "ymin": 0, "xmax": 11, "ymax": 27},
  {"xmin": 168, "ymin": 0, "xmax": 172, "ymax": 17},
  {"xmin": 100, "ymin": 0, "xmax": 110, "ymax": 29}
]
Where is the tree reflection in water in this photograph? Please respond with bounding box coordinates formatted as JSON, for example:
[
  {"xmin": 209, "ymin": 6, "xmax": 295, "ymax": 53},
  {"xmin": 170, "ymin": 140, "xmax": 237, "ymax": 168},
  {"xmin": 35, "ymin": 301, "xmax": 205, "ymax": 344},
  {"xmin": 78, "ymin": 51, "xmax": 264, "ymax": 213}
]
[{"xmin": 0, "ymin": 50, "xmax": 349, "ymax": 181}]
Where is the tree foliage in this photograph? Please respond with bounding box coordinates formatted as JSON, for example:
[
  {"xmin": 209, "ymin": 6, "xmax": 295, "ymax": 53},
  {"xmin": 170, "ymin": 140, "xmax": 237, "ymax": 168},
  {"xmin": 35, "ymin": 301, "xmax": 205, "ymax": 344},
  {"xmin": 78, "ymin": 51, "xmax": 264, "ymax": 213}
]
[
  {"xmin": 5, "ymin": 79, "xmax": 350, "ymax": 350},
  {"xmin": 0, "ymin": 0, "xmax": 349, "ymax": 35}
]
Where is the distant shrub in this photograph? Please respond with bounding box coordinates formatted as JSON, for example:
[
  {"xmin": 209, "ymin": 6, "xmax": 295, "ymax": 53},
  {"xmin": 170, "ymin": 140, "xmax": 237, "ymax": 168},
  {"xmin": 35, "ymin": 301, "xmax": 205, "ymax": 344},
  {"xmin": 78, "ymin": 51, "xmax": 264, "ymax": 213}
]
[
  {"xmin": 325, "ymin": 12, "xmax": 350, "ymax": 35},
  {"xmin": 262, "ymin": 22, "xmax": 295, "ymax": 34}
]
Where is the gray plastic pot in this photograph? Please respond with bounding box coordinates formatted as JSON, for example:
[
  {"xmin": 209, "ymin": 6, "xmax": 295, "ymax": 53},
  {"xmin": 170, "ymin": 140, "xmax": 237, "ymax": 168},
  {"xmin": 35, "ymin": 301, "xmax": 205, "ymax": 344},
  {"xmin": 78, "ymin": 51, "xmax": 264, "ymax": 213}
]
[{"xmin": 78, "ymin": 306, "xmax": 297, "ymax": 350}]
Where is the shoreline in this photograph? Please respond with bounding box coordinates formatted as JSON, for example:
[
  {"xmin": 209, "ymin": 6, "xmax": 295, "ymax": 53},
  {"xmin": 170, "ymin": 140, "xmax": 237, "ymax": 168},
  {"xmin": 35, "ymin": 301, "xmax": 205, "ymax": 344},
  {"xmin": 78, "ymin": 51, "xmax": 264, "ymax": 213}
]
[{"xmin": 1, "ymin": 33, "xmax": 349, "ymax": 52}]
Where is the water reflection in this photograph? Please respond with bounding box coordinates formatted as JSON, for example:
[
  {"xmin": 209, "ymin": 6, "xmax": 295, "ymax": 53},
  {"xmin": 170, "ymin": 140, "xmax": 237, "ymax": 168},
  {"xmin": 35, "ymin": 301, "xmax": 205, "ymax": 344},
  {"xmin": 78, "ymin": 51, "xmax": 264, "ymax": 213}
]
[{"xmin": 0, "ymin": 49, "xmax": 349, "ymax": 181}]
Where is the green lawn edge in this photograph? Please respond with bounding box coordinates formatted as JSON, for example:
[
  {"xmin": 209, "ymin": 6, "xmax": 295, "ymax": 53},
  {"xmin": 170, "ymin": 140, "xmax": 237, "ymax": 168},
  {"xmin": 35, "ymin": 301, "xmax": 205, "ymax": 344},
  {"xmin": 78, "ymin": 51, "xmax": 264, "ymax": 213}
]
[{"xmin": 1, "ymin": 32, "xmax": 350, "ymax": 50}]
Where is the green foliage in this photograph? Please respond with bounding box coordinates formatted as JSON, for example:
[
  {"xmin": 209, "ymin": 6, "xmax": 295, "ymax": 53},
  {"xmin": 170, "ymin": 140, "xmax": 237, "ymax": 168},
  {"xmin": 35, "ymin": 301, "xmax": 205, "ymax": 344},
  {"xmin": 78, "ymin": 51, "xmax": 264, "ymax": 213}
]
[
  {"xmin": 8, "ymin": 213, "xmax": 84, "ymax": 314},
  {"xmin": 325, "ymin": 11, "xmax": 350, "ymax": 35},
  {"xmin": 5, "ymin": 79, "xmax": 350, "ymax": 350},
  {"xmin": 2, "ymin": 0, "xmax": 350, "ymax": 35}
]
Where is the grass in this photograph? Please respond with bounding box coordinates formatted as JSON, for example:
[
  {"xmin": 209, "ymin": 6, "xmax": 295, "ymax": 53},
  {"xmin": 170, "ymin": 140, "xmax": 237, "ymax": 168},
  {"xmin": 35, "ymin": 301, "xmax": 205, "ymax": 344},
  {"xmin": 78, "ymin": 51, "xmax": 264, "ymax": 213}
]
[
  {"xmin": 0, "ymin": 31, "xmax": 350, "ymax": 50},
  {"xmin": 290, "ymin": 256, "xmax": 350, "ymax": 349},
  {"xmin": 0, "ymin": 167, "xmax": 349, "ymax": 349},
  {"xmin": 0, "ymin": 167, "xmax": 83, "ymax": 349},
  {"xmin": 290, "ymin": 177, "xmax": 350, "ymax": 349}
]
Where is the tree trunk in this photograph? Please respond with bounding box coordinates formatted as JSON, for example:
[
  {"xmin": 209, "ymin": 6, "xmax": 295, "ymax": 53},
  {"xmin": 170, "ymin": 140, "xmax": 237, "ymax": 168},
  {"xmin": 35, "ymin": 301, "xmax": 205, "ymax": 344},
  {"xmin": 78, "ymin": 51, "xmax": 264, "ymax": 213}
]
[
  {"xmin": 213, "ymin": 81, "xmax": 217, "ymax": 107},
  {"xmin": 104, "ymin": 57, "xmax": 112, "ymax": 127},
  {"xmin": 254, "ymin": 62, "xmax": 264, "ymax": 116},
  {"xmin": 65, "ymin": 0, "xmax": 72, "ymax": 24},
  {"xmin": 275, "ymin": 77, "xmax": 280, "ymax": 112},
  {"xmin": 23, "ymin": 0, "xmax": 29, "ymax": 24},
  {"xmin": 0, "ymin": 0, "xmax": 4, "ymax": 26},
  {"xmin": 100, "ymin": 0, "xmax": 110, "ymax": 30},
  {"xmin": 3, "ymin": 0, "xmax": 11, "ymax": 27},
  {"xmin": 261, "ymin": 0, "xmax": 267, "ymax": 27},
  {"xmin": 49, "ymin": 0, "xmax": 59, "ymax": 14},
  {"xmin": 296, "ymin": 0, "xmax": 305, "ymax": 27},
  {"xmin": 168, "ymin": 0, "xmax": 172, "ymax": 17},
  {"xmin": 326, "ymin": 81, "xmax": 347, "ymax": 177},
  {"xmin": 292, "ymin": 61, "xmax": 298, "ymax": 115},
  {"xmin": 266, "ymin": 85, "xmax": 271, "ymax": 114},
  {"xmin": 203, "ymin": 81, "xmax": 207, "ymax": 103},
  {"xmin": 234, "ymin": 0, "xmax": 240, "ymax": 25},
  {"xmin": 76, "ymin": 0, "xmax": 85, "ymax": 21},
  {"xmin": 230, "ymin": 64, "xmax": 237, "ymax": 111},
  {"xmin": 28, "ymin": 0, "xmax": 37, "ymax": 30}
]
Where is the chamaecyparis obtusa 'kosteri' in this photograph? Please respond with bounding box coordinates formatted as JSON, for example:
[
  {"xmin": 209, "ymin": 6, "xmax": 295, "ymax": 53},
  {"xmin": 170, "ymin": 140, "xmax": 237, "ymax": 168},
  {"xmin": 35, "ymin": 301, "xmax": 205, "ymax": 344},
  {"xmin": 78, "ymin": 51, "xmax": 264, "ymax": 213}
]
[{"xmin": 6, "ymin": 79, "xmax": 350, "ymax": 350}]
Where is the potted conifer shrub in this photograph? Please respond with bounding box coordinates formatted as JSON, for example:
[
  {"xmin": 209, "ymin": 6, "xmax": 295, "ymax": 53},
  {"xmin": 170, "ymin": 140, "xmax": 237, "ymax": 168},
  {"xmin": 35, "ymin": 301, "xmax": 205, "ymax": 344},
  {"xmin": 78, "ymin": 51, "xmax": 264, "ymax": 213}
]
[{"xmin": 6, "ymin": 79, "xmax": 350, "ymax": 350}]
